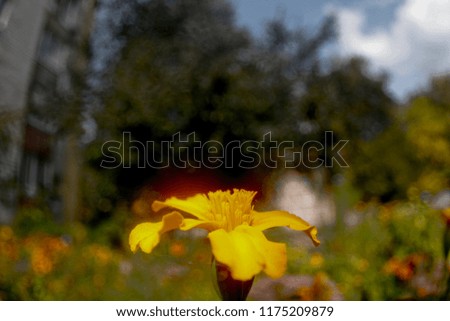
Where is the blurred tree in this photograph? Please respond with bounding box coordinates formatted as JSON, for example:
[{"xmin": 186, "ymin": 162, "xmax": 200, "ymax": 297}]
[
  {"xmin": 297, "ymin": 57, "xmax": 393, "ymax": 143},
  {"xmin": 339, "ymin": 74, "xmax": 450, "ymax": 201},
  {"xmin": 85, "ymin": 0, "xmax": 336, "ymax": 219},
  {"xmin": 294, "ymin": 57, "xmax": 395, "ymax": 188},
  {"xmin": 404, "ymin": 75, "xmax": 450, "ymax": 194},
  {"xmin": 345, "ymin": 123, "xmax": 422, "ymax": 201}
]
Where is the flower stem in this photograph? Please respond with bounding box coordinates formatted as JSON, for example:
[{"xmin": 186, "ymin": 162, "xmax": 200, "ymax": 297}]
[{"xmin": 213, "ymin": 260, "xmax": 254, "ymax": 301}]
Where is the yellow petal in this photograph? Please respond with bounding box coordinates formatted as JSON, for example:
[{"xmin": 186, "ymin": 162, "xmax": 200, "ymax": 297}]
[
  {"xmin": 129, "ymin": 212, "xmax": 183, "ymax": 253},
  {"xmin": 208, "ymin": 225, "xmax": 286, "ymax": 281},
  {"xmin": 252, "ymin": 210, "xmax": 320, "ymax": 246},
  {"xmin": 180, "ymin": 218, "xmax": 222, "ymax": 232},
  {"xmin": 152, "ymin": 194, "xmax": 211, "ymax": 221}
]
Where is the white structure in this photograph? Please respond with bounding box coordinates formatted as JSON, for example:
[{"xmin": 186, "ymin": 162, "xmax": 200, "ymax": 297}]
[
  {"xmin": 0, "ymin": 0, "xmax": 96, "ymax": 223},
  {"xmin": 270, "ymin": 169, "xmax": 336, "ymax": 227}
]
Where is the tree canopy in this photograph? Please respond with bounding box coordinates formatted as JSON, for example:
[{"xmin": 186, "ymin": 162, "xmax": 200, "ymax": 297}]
[{"xmin": 84, "ymin": 0, "xmax": 447, "ymax": 217}]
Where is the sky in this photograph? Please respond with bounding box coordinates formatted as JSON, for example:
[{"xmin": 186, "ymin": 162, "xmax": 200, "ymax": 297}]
[{"xmin": 230, "ymin": 0, "xmax": 450, "ymax": 101}]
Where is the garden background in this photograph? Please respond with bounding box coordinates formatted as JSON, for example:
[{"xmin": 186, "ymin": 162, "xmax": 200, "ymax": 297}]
[{"xmin": 0, "ymin": 0, "xmax": 449, "ymax": 300}]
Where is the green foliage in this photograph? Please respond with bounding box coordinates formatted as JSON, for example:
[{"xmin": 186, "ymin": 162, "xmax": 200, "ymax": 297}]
[
  {"xmin": 403, "ymin": 79, "xmax": 450, "ymax": 193},
  {"xmin": 286, "ymin": 200, "xmax": 446, "ymax": 300},
  {"xmin": 347, "ymin": 124, "xmax": 422, "ymax": 201},
  {"xmin": 0, "ymin": 208, "xmax": 217, "ymax": 300},
  {"xmin": 335, "ymin": 74, "xmax": 450, "ymax": 201},
  {"xmin": 1, "ymin": 196, "xmax": 447, "ymax": 300},
  {"xmin": 13, "ymin": 206, "xmax": 63, "ymax": 237}
]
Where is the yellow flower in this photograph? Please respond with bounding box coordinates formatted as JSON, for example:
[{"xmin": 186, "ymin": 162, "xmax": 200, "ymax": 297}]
[{"xmin": 129, "ymin": 189, "xmax": 319, "ymax": 281}]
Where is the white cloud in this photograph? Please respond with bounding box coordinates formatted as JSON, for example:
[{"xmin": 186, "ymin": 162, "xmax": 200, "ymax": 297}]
[{"xmin": 331, "ymin": 0, "xmax": 450, "ymax": 98}]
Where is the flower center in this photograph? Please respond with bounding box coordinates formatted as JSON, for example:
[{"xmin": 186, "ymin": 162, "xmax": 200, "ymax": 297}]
[{"xmin": 207, "ymin": 189, "xmax": 257, "ymax": 231}]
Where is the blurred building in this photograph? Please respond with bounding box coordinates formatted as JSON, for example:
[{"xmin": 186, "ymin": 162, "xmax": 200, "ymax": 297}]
[{"xmin": 0, "ymin": 0, "xmax": 96, "ymax": 223}]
